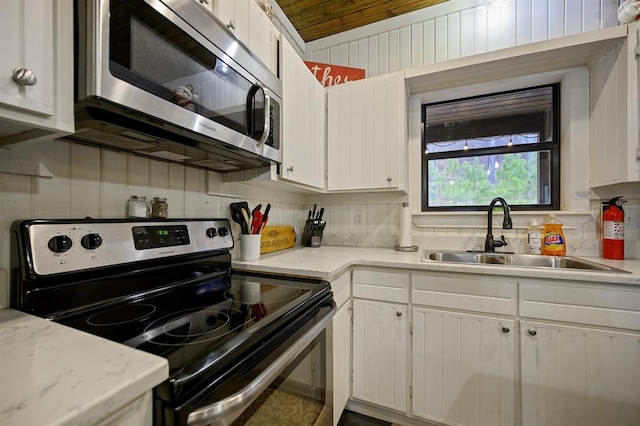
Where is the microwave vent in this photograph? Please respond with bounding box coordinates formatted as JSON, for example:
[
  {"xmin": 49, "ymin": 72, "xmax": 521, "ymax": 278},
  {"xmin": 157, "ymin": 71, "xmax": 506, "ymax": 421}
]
[{"xmin": 67, "ymin": 129, "xmax": 157, "ymax": 150}]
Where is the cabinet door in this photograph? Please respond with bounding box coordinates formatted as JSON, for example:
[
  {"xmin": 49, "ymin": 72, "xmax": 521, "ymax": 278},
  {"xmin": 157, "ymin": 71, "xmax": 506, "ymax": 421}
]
[
  {"xmin": 0, "ymin": 0, "xmax": 54, "ymax": 116},
  {"xmin": 332, "ymin": 302, "xmax": 351, "ymax": 426},
  {"xmin": 247, "ymin": 0, "xmax": 271, "ymax": 68},
  {"xmin": 413, "ymin": 308, "xmax": 515, "ymax": 426},
  {"xmin": 327, "ymin": 72, "xmax": 406, "ymax": 191},
  {"xmin": 352, "ymin": 299, "xmax": 407, "ymax": 412},
  {"xmin": 0, "ymin": 0, "xmax": 73, "ymax": 142},
  {"xmin": 589, "ymin": 20, "xmax": 640, "ymax": 186},
  {"xmin": 216, "ymin": 0, "xmax": 248, "ymax": 43},
  {"xmin": 281, "ymin": 37, "xmax": 325, "ymax": 189},
  {"xmin": 521, "ymin": 321, "xmax": 640, "ymax": 426}
]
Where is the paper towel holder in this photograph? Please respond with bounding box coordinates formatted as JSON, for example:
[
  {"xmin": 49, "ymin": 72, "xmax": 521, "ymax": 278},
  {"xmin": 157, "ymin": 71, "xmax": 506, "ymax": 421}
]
[{"xmin": 395, "ymin": 202, "xmax": 419, "ymax": 252}]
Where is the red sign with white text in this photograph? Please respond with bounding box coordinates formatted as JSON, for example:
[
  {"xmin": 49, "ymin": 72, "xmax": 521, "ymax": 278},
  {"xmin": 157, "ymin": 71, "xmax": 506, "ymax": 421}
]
[{"xmin": 304, "ymin": 61, "xmax": 366, "ymax": 87}]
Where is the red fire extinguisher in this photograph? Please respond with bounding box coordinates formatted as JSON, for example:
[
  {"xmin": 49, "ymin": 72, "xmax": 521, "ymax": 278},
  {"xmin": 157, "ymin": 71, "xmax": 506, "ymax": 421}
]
[{"xmin": 602, "ymin": 196, "xmax": 625, "ymax": 260}]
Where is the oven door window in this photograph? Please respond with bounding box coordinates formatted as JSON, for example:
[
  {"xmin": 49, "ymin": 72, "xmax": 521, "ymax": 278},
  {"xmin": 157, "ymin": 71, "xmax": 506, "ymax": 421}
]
[
  {"xmin": 108, "ymin": 0, "xmax": 265, "ymax": 139},
  {"xmin": 232, "ymin": 330, "xmax": 328, "ymax": 425}
]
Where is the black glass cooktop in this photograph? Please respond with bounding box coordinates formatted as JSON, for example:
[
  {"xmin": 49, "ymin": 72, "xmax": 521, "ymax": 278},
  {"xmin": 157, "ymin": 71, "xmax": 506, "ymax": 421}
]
[{"xmin": 57, "ymin": 272, "xmax": 328, "ymax": 378}]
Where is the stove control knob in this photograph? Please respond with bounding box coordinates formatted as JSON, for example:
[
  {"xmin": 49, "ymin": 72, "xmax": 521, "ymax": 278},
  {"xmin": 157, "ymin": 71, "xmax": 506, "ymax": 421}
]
[
  {"xmin": 206, "ymin": 228, "xmax": 217, "ymax": 238},
  {"xmin": 81, "ymin": 233, "xmax": 103, "ymax": 250},
  {"xmin": 218, "ymin": 227, "xmax": 229, "ymax": 237},
  {"xmin": 48, "ymin": 235, "xmax": 73, "ymax": 253}
]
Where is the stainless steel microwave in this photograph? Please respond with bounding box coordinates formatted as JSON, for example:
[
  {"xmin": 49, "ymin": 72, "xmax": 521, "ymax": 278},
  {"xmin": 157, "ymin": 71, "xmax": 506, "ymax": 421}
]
[{"xmin": 70, "ymin": 0, "xmax": 282, "ymax": 172}]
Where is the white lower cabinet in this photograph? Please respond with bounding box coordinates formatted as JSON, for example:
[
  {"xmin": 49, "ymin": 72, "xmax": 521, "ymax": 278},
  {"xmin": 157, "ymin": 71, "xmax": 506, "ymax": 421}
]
[
  {"xmin": 520, "ymin": 321, "xmax": 640, "ymax": 426},
  {"xmin": 519, "ymin": 281, "xmax": 640, "ymax": 426},
  {"xmin": 332, "ymin": 302, "xmax": 351, "ymax": 425},
  {"xmin": 412, "ymin": 309, "xmax": 515, "ymax": 426},
  {"xmin": 330, "ymin": 272, "xmax": 352, "ymax": 425},
  {"xmin": 352, "ymin": 298, "xmax": 407, "ymax": 412},
  {"xmin": 343, "ymin": 270, "xmax": 640, "ymax": 426}
]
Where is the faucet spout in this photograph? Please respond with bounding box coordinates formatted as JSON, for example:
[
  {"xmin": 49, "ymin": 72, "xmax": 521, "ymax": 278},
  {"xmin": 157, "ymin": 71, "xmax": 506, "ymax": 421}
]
[{"xmin": 485, "ymin": 197, "xmax": 512, "ymax": 252}]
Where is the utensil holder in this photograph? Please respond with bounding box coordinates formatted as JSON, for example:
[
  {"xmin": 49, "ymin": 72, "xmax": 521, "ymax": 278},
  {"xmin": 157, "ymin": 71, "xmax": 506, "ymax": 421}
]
[
  {"xmin": 301, "ymin": 219, "xmax": 325, "ymax": 247},
  {"xmin": 240, "ymin": 234, "xmax": 261, "ymax": 261}
]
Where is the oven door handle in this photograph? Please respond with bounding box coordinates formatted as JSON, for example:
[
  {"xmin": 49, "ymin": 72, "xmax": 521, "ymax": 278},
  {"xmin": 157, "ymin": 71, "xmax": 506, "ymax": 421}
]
[{"xmin": 186, "ymin": 303, "xmax": 336, "ymax": 426}]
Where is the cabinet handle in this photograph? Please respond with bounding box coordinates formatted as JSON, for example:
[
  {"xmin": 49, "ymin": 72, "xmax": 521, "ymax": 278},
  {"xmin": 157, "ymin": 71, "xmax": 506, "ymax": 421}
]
[
  {"xmin": 199, "ymin": 0, "xmax": 210, "ymax": 3},
  {"xmin": 286, "ymin": 167, "xmax": 293, "ymax": 172},
  {"xmin": 387, "ymin": 177, "xmax": 392, "ymax": 183},
  {"xmin": 528, "ymin": 329, "xmax": 537, "ymax": 336},
  {"xmin": 501, "ymin": 326, "xmax": 510, "ymax": 334},
  {"xmin": 395, "ymin": 311, "xmax": 402, "ymax": 317},
  {"xmin": 227, "ymin": 19, "xmax": 237, "ymax": 30},
  {"xmin": 12, "ymin": 67, "xmax": 37, "ymax": 86}
]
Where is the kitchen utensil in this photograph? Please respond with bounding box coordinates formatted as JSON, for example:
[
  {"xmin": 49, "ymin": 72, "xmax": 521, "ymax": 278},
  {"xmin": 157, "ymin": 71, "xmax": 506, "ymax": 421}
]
[
  {"xmin": 251, "ymin": 210, "xmax": 263, "ymax": 234},
  {"xmin": 241, "ymin": 208, "xmax": 251, "ymax": 232},
  {"xmin": 230, "ymin": 202, "xmax": 251, "ymax": 234},
  {"xmin": 258, "ymin": 203, "xmax": 270, "ymax": 233}
]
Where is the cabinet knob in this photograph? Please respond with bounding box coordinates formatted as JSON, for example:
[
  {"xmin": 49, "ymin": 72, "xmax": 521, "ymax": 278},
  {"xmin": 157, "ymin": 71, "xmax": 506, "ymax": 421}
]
[
  {"xmin": 395, "ymin": 311, "xmax": 402, "ymax": 317},
  {"xmin": 387, "ymin": 177, "xmax": 392, "ymax": 183},
  {"xmin": 286, "ymin": 166, "xmax": 293, "ymax": 172},
  {"xmin": 528, "ymin": 329, "xmax": 537, "ymax": 336},
  {"xmin": 12, "ymin": 67, "xmax": 37, "ymax": 86},
  {"xmin": 501, "ymin": 326, "xmax": 510, "ymax": 334},
  {"xmin": 227, "ymin": 19, "xmax": 237, "ymax": 30}
]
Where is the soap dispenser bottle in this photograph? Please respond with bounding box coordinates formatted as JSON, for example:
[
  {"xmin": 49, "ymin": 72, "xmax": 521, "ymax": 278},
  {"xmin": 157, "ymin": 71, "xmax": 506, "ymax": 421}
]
[
  {"xmin": 542, "ymin": 214, "xmax": 566, "ymax": 256},
  {"xmin": 527, "ymin": 219, "xmax": 542, "ymax": 255}
]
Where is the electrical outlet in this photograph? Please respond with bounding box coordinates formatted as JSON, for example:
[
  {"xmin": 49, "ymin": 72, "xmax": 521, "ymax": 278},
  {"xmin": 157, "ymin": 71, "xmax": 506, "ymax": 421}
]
[
  {"xmin": 354, "ymin": 210, "xmax": 364, "ymax": 226},
  {"xmin": 626, "ymin": 208, "xmax": 639, "ymax": 231}
]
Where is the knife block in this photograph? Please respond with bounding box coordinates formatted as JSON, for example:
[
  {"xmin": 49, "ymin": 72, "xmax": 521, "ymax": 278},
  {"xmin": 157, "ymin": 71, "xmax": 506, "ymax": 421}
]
[{"xmin": 301, "ymin": 219, "xmax": 325, "ymax": 247}]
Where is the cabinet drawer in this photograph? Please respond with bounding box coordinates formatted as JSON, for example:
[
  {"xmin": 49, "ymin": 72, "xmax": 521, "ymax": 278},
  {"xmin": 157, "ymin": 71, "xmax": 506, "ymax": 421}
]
[
  {"xmin": 353, "ymin": 270, "xmax": 408, "ymax": 303},
  {"xmin": 331, "ymin": 272, "xmax": 351, "ymax": 308},
  {"xmin": 520, "ymin": 283, "xmax": 640, "ymax": 331},
  {"xmin": 412, "ymin": 273, "xmax": 516, "ymax": 315}
]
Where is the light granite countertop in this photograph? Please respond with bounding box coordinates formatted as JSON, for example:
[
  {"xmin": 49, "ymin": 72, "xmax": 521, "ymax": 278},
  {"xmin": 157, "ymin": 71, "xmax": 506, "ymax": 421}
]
[
  {"xmin": 232, "ymin": 246, "xmax": 640, "ymax": 286},
  {"xmin": 0, "ymin": 309, "xmax": 168, "ymax": 426}
]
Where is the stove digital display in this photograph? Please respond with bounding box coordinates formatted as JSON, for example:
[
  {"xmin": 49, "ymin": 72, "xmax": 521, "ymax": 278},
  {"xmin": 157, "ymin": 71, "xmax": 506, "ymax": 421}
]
[{"xmin": 132, "ymin": 225, "xmax": 190, "ymax": 250}]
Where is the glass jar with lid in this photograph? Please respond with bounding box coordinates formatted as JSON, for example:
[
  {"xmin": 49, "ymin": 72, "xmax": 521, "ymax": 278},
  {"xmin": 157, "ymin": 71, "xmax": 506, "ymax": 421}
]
[
  {"xmin": 151, "ymin": 197, "xmax": 169, "ymax": 218},
  {"xmin": 128, "ymin": 196, "xmax": 150, "ymax": 218}
]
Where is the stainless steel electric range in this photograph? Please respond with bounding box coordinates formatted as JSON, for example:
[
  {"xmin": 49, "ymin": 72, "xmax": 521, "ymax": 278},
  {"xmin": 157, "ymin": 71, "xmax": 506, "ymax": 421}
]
[{"xmin": 10, "ymin": 219, "xmax": 335, "ymax": 426}]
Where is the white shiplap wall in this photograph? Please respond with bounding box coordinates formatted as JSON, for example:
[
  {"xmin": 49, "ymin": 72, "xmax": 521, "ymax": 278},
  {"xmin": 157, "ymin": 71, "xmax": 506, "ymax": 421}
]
[{"xmin": 304, "ymin": 0, "xmax": 620, "ymax": 78}]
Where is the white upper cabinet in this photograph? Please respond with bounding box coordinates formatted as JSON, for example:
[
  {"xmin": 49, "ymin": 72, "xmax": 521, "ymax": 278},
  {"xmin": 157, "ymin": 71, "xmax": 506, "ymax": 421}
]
[
  {"xmin": 0, "ymin": 0, "xmax": 73, "ymax": 144},
  {"xmin": 326, "ymin": 71, "xmax": 407, "ymax": 192},
  {"xmin": 589, "ymin": 21, "xmax": 640, "ymax": 187},
  {"xmin": 280, "ymin": 37, "xmax": 325, "ymax": 189},
  {"xmin": 216, "ymin": 0, "xmax": 249, "ymax": 43},
  {"xmin": 216, "ymin": 0, "xmax": 278, "ymax": 75}
]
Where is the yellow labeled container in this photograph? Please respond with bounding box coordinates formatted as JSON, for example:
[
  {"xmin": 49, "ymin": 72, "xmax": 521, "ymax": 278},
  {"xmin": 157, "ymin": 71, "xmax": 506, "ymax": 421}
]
[
  {"xmin": 260, "ymin": 226, "xmax": 297, "ymax": 254},
  {"xmin": 542, "ymin": 214, "xmax": 566, "ymax": 256}
]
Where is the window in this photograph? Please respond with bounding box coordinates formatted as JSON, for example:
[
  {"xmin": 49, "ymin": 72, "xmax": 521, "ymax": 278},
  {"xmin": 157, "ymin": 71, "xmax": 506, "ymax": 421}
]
[{"xmin": 421, "ymin": 84, "xmax": 560, "ymax": 211}]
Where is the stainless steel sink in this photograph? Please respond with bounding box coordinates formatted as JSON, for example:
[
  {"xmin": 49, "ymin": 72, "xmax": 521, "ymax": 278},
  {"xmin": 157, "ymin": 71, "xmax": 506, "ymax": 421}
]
[{"xmin": 422, "ymin": 251, "xmax": 631, "ymax": 273}]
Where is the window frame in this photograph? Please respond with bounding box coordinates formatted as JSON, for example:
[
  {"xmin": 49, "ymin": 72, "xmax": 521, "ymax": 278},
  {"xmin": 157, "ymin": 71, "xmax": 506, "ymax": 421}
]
[{"xmin": 420, "ymin": 83, "xmax": 561, "ymax": 212}]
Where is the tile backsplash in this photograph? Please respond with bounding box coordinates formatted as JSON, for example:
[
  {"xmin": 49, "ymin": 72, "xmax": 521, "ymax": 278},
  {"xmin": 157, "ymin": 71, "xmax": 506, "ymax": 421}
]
[
  {"xmin": 0, "ymin": 139, "xmax": 306, "ymax": 308},
  {"xmin": 317, "ymin": 200, "xmax": 640, "ymax": 259}
]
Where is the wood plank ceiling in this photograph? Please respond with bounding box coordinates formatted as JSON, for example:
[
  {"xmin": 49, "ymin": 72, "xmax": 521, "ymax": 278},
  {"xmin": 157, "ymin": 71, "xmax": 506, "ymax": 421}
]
[{"xmin": 275, "ymin": 0, "xmax": 449, "ymax": 42}]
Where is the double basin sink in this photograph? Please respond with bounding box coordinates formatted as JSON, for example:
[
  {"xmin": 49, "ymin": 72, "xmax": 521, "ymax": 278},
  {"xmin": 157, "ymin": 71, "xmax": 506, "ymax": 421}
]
[{"xmin": 423, "ymin": 251, "xmax": 630, "ymax": 273}]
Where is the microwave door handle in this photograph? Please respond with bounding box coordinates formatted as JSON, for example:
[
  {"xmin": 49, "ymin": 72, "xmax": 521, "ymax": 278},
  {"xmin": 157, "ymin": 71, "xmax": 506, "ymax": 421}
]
[
  {"xmin": 247, "ymin": 83, "xmax": 271, "ymax": 146},
  {"xmin": 186, "ymin": 303, "xmax": 336, "ymax": 426},
  {"xmin": 257, "ymin": 88, "xmax": 271, "ymax": 145}
]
